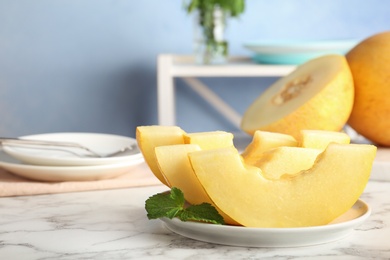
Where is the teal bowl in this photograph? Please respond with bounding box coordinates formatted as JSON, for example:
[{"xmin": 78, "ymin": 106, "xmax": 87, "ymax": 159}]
[{"xmin": 244, "ymin": 39, "xmax": 359, "ymax": 65}]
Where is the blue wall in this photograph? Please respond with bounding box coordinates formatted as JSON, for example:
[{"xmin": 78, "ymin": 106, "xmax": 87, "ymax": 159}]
[{"xmin": 0, "ymin": 0, "xmax": 388, "ymax": 137}]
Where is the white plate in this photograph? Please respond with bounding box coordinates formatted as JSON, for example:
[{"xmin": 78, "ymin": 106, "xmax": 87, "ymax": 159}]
[
  {"xmin": 371, "ymin": 147, "xmax": 390, "ymax": 182},
  {"xmin": 0, "ymin": 149, "xmax": 144, "ymax": 182},
  {"xmin": 161, "ymin": 199, "xmax": 370, "ymax": 247},
  {"xmin": 243, "ymin": 39, "xmax": 358, "ymax": 64},
  {"xmin": 2, "ymin": 133, "xmax": 142, "ymax": 166}
]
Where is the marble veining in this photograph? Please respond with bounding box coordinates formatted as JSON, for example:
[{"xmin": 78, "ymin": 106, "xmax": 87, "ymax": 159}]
[{"xmin": 0, "ymin": 181, "xmax": 389, "ymax": 260}]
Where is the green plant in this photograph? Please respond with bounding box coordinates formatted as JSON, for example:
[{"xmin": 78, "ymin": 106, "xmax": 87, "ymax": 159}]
[
  {"xmin": 185, "ymin": 0, "xmax": 245, "ymax": 17},
  {"xmin": 184, "ymin": 0, "xmax": 245, "ymax": 63}
]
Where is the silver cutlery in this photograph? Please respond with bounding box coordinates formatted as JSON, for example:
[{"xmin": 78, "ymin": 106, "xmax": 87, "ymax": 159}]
[{"xmin": 0, "ymin": 137, "xmax": 138, "ymax": 158}]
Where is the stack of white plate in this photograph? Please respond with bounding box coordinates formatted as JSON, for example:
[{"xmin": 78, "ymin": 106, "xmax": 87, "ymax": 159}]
[{"xmin": 0, "ymin": 133, "xmax": 144, "ymax": 182}]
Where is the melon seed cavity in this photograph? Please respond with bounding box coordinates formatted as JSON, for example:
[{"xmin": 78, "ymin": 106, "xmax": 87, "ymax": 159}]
[{"xmin": 272, "ymin": 76, "xmax": 312, "ymax": 105}]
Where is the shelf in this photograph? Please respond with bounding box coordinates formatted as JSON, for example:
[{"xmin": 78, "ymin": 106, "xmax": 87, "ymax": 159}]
[
  {"xmin": 157, "ymin": 54, "xmax": 296, "ymax": 128},
  {"xmin": 167, "ymin": 55, "xmax": 296, "ymax": 77}
]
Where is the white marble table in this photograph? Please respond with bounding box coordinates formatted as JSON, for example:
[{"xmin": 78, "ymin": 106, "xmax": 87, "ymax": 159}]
[{"xmin": 0, "ymin": 179, "xmax": 389, "ymax": 260}]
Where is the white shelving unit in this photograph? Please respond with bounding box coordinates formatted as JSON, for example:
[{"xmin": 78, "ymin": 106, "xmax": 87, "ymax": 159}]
[{"xmin": 157, "ymin": 54, "xmax": 296, "ymax": 128}]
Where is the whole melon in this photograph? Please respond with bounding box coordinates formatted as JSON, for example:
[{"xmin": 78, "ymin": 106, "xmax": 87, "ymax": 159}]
[
  {"xmin": 346, "ymin": 31, "xmax": 390, "ymax": 146},
  {"xmin": 241, "ymin": 55, "xmax": 354, "ymax": 139}
]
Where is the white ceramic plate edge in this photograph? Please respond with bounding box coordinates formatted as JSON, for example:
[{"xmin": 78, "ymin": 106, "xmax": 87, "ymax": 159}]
[
  {"xmin": 2, "ymin": 133, "xmax": 142, "ymax": 166},
  {"xmin": 0, "ymin": 151, "xmax": 145, "ymax": 182},
  {"xmin": 161, "ymin": 199, "xmax": 370, "ymax": 247}
]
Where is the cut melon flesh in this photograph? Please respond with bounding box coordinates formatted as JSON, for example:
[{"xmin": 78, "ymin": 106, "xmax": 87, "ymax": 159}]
[
  {"xmin": 189, "ymin": 143, "xmax": 376, "ymax": 228},
  {"xmin": 136, "ymin": 126, "xmax": 234, "ymax": 187},
  {"xmin": 244, "ymin": 130, "xmax": 348, "ymax": 179},
  {"xmin": 184, "ymin": 131, "xmax": 234, "ymax": 149},
  {"xmin": 241, "ymin": 55, "xmax": 354, "ymax": 139},
  {"xmin": 136, "ymin": 126, "xmax": 185, "ymax": 186},
  {"xmin": 241, "ymin": 131, "xmax": 297, "ymax": 165},
  {"xmin": 299, "ymin": 130, "xmax": 350, "ymax": 149},
  {"xmin": 155, "ymin": 144, "xmax": 239, "ymax": 225},
  {"xmin": 155, "ymin": 144, "xmax": 205, "ymax": 203},
  {"xmin": 254, "ymin": 147, "xmax": 322, "ymax": 180}
]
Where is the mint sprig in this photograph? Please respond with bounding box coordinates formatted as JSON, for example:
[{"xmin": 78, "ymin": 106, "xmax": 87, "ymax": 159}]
[{"xmin": 145, "ymin": 187, "xmax": 224, "ymax": 225}]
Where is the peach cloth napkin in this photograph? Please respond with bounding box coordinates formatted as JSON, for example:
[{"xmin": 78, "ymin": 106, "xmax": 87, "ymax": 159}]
[{"xmin": 0, "ymin": 162, "xmax": 162, "ymax": 197}]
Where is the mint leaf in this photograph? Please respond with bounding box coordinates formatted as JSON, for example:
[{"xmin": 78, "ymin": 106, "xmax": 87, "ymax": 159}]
[
  {"xmin": 145, "ymin": 187, "xmax": 224, "ymax": 224},
  {"xmin": 178, "ymin": 203, "xmax": 225, "ymax": 224},
  {"xmin": 169, "ymin": 186, "xmax": 185, "ymax": 206},
  {"xmin": 145, "ymin": 187, "xmax": 184, "ymax": 219}
]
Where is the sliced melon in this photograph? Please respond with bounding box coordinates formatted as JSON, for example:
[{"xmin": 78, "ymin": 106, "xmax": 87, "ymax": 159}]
[
  {"xmin": 155, "ymin": 144, "xmax": 239, "ymax": 225},
  {"xmin": 136, "ymin": 126, "xmax": 185, "ymax": 186},
  {"xmin": 241, "ymin": 131, "xmax": 297, "ymax": 165},
  {"xmin": 136, "ymin": 126, "xmax": 234, "ymax": 186},
  {"xmin": 183, "ymin": 131, "xmax": 234, "ymax": 149},
  {"xmin": 254, "ymin": 147, "xmax": 322, "ymax": 179},
  {"xmin": 299, "ymin": 130, "xmax": 350, "ymax": 149},
  {"xmin": 189, "ymin": 143, "xmax": 376, "ymax": 228},
  {"xmin": 155, "ymin": 144, "xmax": 204, "ymax": 202}
]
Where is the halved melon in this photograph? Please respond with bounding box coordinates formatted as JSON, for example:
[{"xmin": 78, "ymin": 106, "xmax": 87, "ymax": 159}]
[{"xmin": 241, "ymin": 55, "xmax": 354, "ymax": 139}]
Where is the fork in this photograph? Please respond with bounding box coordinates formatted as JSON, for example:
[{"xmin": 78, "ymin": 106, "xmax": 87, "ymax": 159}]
[{"xmin": 0, "ymin": 137, "xmax": 138, "ymax": 158}]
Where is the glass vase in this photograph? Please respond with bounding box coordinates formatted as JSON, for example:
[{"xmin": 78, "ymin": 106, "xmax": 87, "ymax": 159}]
[{"xmin": 193, "ymin": 5, "xmax": 228, "ymax": 65}]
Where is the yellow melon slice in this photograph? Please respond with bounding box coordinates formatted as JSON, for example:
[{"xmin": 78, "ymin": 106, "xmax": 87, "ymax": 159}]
[
  {"xmin": 241, "ymin": 131, "xmax": 297, "ymax": 165},
  {"xmin": 155, "ymin": 144, "xmax": 238, "ymax": 225},
  {"xmin": 136, "ymin": 126, "xmax": 185, "ymax": 186},
  {"xmin": 241, "ymin": 55, "xmax": 354, "ymax": 139},
  {"xmin": 298, "ymin": 130, "xmax": 350, "ymax": 149},
  {"xmin": 189, "ymin": 143, "xmax": 376, "ymax": 227},
  {"xmin": 155, "ymin": 144, "xmax": 203, "ymax": 201},
  {"xmin": 184, "ymin": 131, "xmax": 234, "ymax": 149},
  {"xmin": 254, "ymin": 147, "xmax": 322, "ymax": 180}
]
